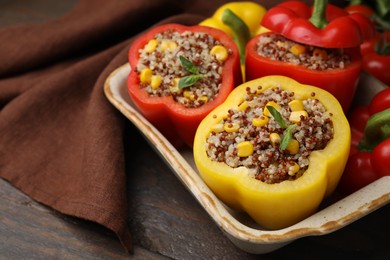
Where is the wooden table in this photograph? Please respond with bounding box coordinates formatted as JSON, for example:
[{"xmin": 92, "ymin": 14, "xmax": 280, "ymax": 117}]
[{"xmin": 1, "ymin": 1, "xmax": 390, "ymax": 259}]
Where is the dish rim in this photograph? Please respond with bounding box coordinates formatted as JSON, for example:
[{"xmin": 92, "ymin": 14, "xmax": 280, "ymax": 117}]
[{"xmin": 104, "ymin": 63, "xmax": 390, "ymax": 253}]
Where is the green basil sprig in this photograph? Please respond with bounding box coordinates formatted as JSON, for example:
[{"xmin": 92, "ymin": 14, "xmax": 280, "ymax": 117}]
[
  {"xmin": 280, "ymin": 124, "xmax": 296, "ymax": 150},
  {"xmin": 178, "ymin": 56, "xmax": 203, "ymax": 89},
  {"xmin": 266, "ymin": 106, "xmax": 288, "ymax": 128},
  {"xmin": 266, "ymin": 105, "xmax": 296, "ymax": 150}
]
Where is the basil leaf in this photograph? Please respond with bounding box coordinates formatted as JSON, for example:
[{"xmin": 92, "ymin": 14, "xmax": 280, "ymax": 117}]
[
  {"xmin": 280, "ymin": 125, "xmax": 296, "ymax": 150},
  {"xmin": 180, "ymin": 56, "xmax": 199, "ymax": 74},
  {"xmin": 266, "ymin": 106, "xmax": 287, "ymax": 128},
  {"xmin": 178, "ymin": 74, "xmax": 203, "ymax": 89}
]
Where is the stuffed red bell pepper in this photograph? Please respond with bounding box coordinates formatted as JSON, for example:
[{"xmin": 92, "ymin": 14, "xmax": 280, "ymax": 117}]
[
  {"xmin": 127, "ymin": 23, "xmax": 241, "ymax": 147},
  {"xmin": 338, "ymin": 87, "xmax": 390, "ymax": 195},
  {"xmin": 245, "ymin": 0, "xmax": 375, "ymax": 112}
]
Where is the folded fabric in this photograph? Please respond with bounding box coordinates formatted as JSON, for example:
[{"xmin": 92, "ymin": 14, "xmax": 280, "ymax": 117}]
[
  {"xmin": 0, "ymin": 0, "xmax": 211, "ymax": 252},
  {"xmin": 0, "ymin": 0, "xmax": 321, "ymax": 253}
]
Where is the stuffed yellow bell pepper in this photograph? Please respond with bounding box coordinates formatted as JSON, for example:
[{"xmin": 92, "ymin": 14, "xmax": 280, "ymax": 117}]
[
  {"xmin": 193, "ymin": 76, "xmax": 350, "ymax": 229},
  {"xmin": 199, "ymin": 2, "xmax": 267, "ymax": 38},
  {"xmin": 200, "ymin": 1, "xmax": 267, "ymax": 74}
]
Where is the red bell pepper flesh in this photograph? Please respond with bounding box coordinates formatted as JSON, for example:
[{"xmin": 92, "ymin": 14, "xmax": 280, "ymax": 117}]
[
  {"xmin": 345, "ymin": 4, "xmax": 375, "ymax": 17},
  {"xmin": 361, "ymin": 32, "xmax": 390, "ymax": 86},
  {"xmin": 261, "ymin": 1, "xmax": 374, "ymax": 48},
  {"xmin": 361, "ymin": 32, "xmax": 390, "ymax": 56},
  {"xmin": 372, "ymin": 138, "xmax": 390, "ymax": 176},
  {"xmin": 268, "ymin": 1, "xmax": 349, "ymax": 27},
  {"xmin": 338, "ymin": 152, "xmax": 381, "ymax": 195},
  {"xmin": 245, "ymin": 32, "xmax": 362, "ymax": 112},
  {"xmin": 348, "ymin": 106, "xmax": 370, "ymax": 155},
  {"xmin": 127, "ymin": 24, "xmax": 241, "ymax": 147},
  {"xmin": 362, "ymin": 54, "xmax": 390, "ymax": 86},
  {"xmin": 369, "ymin": 87, "xmax": 390, "ymax": 115},
  {"xmin": 338, "ymin": 89, "xmax": 390, "ymax": 195}
]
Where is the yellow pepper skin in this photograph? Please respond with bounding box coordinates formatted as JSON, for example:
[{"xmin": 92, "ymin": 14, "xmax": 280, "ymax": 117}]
[
  {"xmin": 199, "ymin": 2, "xmax": 266, "ymax": 38},
  {"xmin": 193, "ymin": 76, "xmax": 350, "ymax": 229},
  {"xmin": 200, "ymin": 2, "xmax": 267, "ymax": 81}
]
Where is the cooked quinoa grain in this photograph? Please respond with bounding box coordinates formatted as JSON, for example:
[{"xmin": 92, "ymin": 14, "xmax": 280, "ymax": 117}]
[
  {"xmin": 135, "ymin": 29, "xmax": 232, "ymax": 108},
  {"xmin": 205, "ymin": 86, "xmax": 334, "ymax": 184},
  {"xmin": 257, "ymin": 34, "xmax": 351, "ymax": 70}
]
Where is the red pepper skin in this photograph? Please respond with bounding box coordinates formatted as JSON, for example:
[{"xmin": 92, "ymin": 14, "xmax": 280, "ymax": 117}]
[
  {"xmin": 127, "ymin": 24, "xmax": 241, "ymax": 147},
  {"xmin": 361, "ymin": 29, "xmax": 390, "ymax": 55},
  {"xmin": 260, "ymin": 1, "xmax": 375, "ymax": 48},
  {"xmin": 369, "ymin": 87, "xmax": 390, "ymax": 115},
  {"xmin": 245, "ymin": 32, "xmax": 362, "ymax": 112},
  {"xmin": 361, "ymin": 33, "xmax": 390, "ymax": 86},
  {"xmin": 338, "ymin": 152, "xmax": 381, "ymax": 195},
  {"xmin": 338, "ymin": 88, "xmax": 390, "ymax": 195},
  {"xmin": 348, "ymin": 106, "xmax": 370, "ymax": 156},
  {"xmin": 372, "ymin": 138, "xmax": 390, "ymax": 176},
  {"xmin": 362, "ymin": 54, "xmax": 390, "ymax": 86},
  {"xmin": 345, "ymin": 4, "xmax": 374, "ymax": 18}
]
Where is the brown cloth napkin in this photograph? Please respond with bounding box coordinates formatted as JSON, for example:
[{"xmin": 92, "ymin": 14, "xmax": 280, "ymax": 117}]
[
  {"xmin": 0, "ymin": 0, "xmax": 237, "ymax": 253},
  {"xmin": 0, "ymin": 0, "xmax": 321, "ymax": 253}
]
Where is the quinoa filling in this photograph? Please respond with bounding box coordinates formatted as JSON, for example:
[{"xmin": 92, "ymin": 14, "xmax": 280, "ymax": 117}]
[
  {"xmin": 135, "ymin": 29, "xmax": 232, "ymax": 108},
  {"xmin": 205, "ymin": 86, "xmax": 334, "ymax": 184},
  {"xmin": 257, "ymin": 34, "xmax": 351, "ymax": 70}
]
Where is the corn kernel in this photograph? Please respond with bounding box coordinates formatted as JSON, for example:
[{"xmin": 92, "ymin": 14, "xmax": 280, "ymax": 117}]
[
  {"xmin": 255, "ymin": 86, "xmax": 263, "ymax": 94},
  {"xmin": 286, "ymin": 139, "xmax": 299, "ymax": 154},
  {"xmin": 197, "ymin": 95, "xmax": 208, "ymax": 103},
  {"xmin": 169, "ymin": 42, "xmax": 178, "ymax": 50},
  {"xmin": 289, "ymin": 44, "xmax": 306, "ymax": 56},
  {"xmin": 183, "ymin": 90, "xmax": 195, "ymax": 101},
  {"xmin": 160, "ymin": 40, "xmax": 177, "ymax": 51},
  {"xmin": 288, "ymin": 162, "xmax": 300, "ymax": 176},
  {"xmin": 263, "ymin": 101, "xmax": 281, "ymax": 117},
  {"xmin": 224, "ymin": 123, "xmax": 240, "ymax": 133},
  {"xmin": 210, "ymin": 45, "xmax": 228, "ymax": 61},
  {"xmin": 140, "ymin": 68, "xmax": 152, "ymax": 84},
  {"xmin": 289, "ymin": 111, "xmax": 308, "ymax": 123},
  {"xmin": 173, "ymin": 78, "xmax": 180, "ymax": 87},
  {"xmin": 288, "ymin": 99, "xmax": 304, "ymax": 112},
  {"xmin": 237, "ymin": 141, "xmax": 254, "ymax": 157},
  {"xmin": 144, "ymin": 39, "xmax": 158, "ymax": 53},
  {"xmin": 313, "ymin": 48, "xmax": 328, "ymax": 59},
  {"xmin": 252, "ymin": 115, "xmax": 269, "ymax": 127},
  {"xmin": 238, "ymin": 101, "xmax": 248, "ymax": 112},
  {"xmin": 211, "ymin": 123, "xmax": 224, "ymax": 133},
  {"xmin": 169, "ymin": 78, "xmax": 181, "ymax": 93},
  {"xmin": 150, "ymin": 75, "xmax": 162, "ymax": 89},
  {"xmin": 276, "ymin": 41, "xmax": 286, "ymax": 48},
  {"xmin": 270, "ymin": 133, "xmax": 281, "ymax": 146}
]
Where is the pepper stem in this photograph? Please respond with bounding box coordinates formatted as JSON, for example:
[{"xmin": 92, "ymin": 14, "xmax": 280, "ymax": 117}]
[
  {"xmin": 372, "ymin": 13, "xmax": 390, "ymax": 31},
  {"xmin": 359, "ymin": 108, "xmax": 390, "ymax": 151},
  {"xmin": 349, "ymin": 0, "xmax": 363, "ymax": 5},
  {"xmin": 376, "ymin": 0, "xmax": 390, "ymax": 18},
  {"xmin": 309, "ymin": 0, "xmax": 329, "ymax": 29},
  {"xmin": 374, "ymin": 32, "xmax": 390, "ymax": 55},
  {"xmin": 221, "ymin": 8, "xmax": 251, "ymax": 65}
]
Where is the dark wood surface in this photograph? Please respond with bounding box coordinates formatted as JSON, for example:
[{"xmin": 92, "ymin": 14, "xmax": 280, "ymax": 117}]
[{"xmin": 1, "ymin": 1, "xmax": 390, "ymax": 259}]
